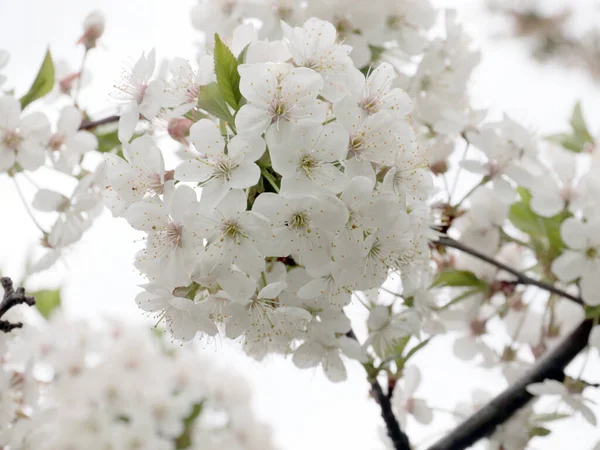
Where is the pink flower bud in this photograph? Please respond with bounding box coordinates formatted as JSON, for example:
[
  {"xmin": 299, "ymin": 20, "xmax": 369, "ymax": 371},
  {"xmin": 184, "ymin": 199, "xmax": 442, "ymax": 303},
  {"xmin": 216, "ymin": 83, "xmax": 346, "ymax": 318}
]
[
  {"xmin": 168, "ymin": 117, "xmax": 193, "ymax": 144},
  {"xmin": 78, "ymin": 11, "xmax": 105, "ymax": 50}
]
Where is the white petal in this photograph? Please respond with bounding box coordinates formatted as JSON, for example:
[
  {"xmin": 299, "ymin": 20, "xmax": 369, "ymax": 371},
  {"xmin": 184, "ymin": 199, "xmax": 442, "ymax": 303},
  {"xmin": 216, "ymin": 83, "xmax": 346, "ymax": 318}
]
[
  {"xmin": 292, "ymin": 341, "xmax": 325, "ymax": 368},
  {"xmin": 0, "ymin": 96, "xmax": 20, "ymax": 129},
  {"xmin": 189, "ymin": 119, "xmax": 224, "ymax": 159},
  {"xmin": 258, "ymin": 281, "xmax": 288, "ymax": 299},
  {"xmin": 118, "ymin": 106, "xmax": 138, "ymax": 143},
  {"xmin": 57, "ymin": 106, "xmax": 82, "ymax": 136},
  {"xmin": 589, "ymin": 325, "xmax": 600, "ymax": 350},
  {"xmin": 403, "ymin": 365, "xmax": 421, "ymax": 396},
  {"xmin": 561, "ymin": 218, "xmax": 588, "ymax": 250},
  {"xmin": 322, "ymin": 351, "xmax": 347, "ymax": 382},
  {"xmin": 20, "ymin": 112, "xmax": 50, "ymax": 141},
  {"xmin": 551, "ymin": 250, "xmax": 586, "ymax": 282}
]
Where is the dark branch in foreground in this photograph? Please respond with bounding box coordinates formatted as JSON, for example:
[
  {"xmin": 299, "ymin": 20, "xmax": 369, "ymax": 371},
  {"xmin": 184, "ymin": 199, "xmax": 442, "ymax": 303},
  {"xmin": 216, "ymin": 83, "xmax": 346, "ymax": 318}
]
[
  {"xmin": 0, "ymin": 277, "xmax": 36, "ymax": 333},
  {"xmin": 435, "ymin": 235, "xmax": 583, "ymax": 305},
  {"xmin": 346, "ymin": 329, "xmax": 411, "ymax": 450},
  {"xmin": 371, "ymin": 378, "xmax": 411, "ymax": 450},
  {"xmin": 79, "ymin": 114, "xmax": 120, "ymax": 130},
  {"xmin": 427, "ymin": 319, "xmax": 594, "ymax": 450}
]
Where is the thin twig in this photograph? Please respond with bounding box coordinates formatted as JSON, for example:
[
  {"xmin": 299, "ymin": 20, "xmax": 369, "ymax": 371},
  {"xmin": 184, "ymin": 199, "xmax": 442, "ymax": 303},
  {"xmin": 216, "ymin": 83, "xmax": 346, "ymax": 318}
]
[
  {"xmin": 371, "ymin": 378, "xmax": 412, "ymax": 450},
  {"xmin": 13, "ymin": 177, "xmax": 46, "ymax": 235},
  {"xmin": 347, "ymin": 330, "xmax": 411, "ymax": 450},
  {"xmin": 0, "ymin": 277, "xmax": 36, "ymax": 333},
  {"xmin": 426, "ymin": 319, "xmax": 593, "ymax": 450},
  {"xmin": 79, "ymin": 114, "xmax": 120, "ymax": 130},
  {"xmin": 435, "ymin": 235, "xmax": 583, "ymax": 305}
]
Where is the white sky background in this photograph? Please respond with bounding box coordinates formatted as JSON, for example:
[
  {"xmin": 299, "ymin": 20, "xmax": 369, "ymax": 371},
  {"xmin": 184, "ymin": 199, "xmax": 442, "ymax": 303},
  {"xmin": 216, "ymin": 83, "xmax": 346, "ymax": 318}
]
[{"xmin": 1, "ymin": 0, "xmax": 600, "ymax": 448}]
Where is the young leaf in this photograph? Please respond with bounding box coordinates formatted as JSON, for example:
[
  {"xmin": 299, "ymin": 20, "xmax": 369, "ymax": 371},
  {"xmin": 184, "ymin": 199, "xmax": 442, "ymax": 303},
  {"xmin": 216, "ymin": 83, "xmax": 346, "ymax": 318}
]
[
  {"xmin": 95, "ymin": 130, "xmax": 121, "ymax": 153},
  {"xmin": 32, "ymin": 289, "xmax": 61, "ymax": 319},
  {"xmin": 20, "ymin": 49, "xmax": 55, "ymax": 109},
  {"xmin": 433, "ymin": 269, "xmax": 485, "ymax": 288},
  {"xmin": 570, "ymin": 102, "xmax": 593, "ymax": 144},
  {"xmin": 214, "ymin": 34, "xmax": 241, "ymax": 110},
  {"xmin": 509, "ymin": 188, "xmax": 566, "ymax": 250},
  {"xmin": 197, "ymin": 82, "xmax": 235, "ymax": 127}
]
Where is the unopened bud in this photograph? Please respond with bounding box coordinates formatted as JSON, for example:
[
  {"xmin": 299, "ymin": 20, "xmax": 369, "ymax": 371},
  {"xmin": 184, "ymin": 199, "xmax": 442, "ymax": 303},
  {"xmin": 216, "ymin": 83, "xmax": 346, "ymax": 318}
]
[
  {"xmin": 59, "ymin": 73, "xmax": 80, "ymax": 95},
  {"xmin": 430, "ymin": 160, "xmax": 448, "ymax": 175},
  {"xmin": 78, "ymin": 11, "xmax": 105, "ymax": 50},
  {"xmin": 470, "ymin": 319, "xmax": 486, "ymax": 336},
  {"xmin": 501, "ymin": 346, "xmax": 517, "ymax": 362},
  {"xmin": 531, "ymin": 342, "xmax": 547, "ymax": 359},
  {"xmin": 168, "ymin": 117, "xmax": 193, "ymax": 144}
]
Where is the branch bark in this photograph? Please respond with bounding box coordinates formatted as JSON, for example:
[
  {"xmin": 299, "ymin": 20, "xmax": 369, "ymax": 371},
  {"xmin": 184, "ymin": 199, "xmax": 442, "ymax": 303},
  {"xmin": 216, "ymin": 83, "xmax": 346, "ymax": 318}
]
[
  {"xmin": 346, "ymin": 329, "xmax": 411, "ymax": 450},
  {"xmin": 0, "ymin": 277, "xmax": 36, "ymax": 332},
  {"xmin": 371, "ymin": 378, "xmax": 412, "ymax": 450},
  {"xmin": 435, "ymin": 235, "xmax": 583, "ymax": 305},
  {"xmin": 79, "ymin": 114, "xmax": 120, "ymax": 130},
  {"xmin": 427, "ymin": 319, "xmax": 593, "ymax": 450}
]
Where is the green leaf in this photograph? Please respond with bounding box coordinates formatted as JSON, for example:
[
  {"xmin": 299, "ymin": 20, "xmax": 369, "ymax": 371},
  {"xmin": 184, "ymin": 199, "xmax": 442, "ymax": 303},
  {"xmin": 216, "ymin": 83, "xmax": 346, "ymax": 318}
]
[
  {"xmin": 31, "ymin": 289, "xmax": 61, "ymax": 319},
  {"xmin": 20, "ymin": 49, "xmax": 55, "ymax": 109},
  {"xmin": 175, "ymin": 402, "xmax": 204, "ymax": 449},
  {"xmin": 534, "ymin": 412, "xmax": 570, "ymax": 423},
  {"xmin": 214, "ymin": 34, "xmax": 242, "ymax": 110},
  {"xmin": 546, "ymin": 133, "xmax": 586, "ymax": 153},
  {"xmin": 530, "ymin": 426, "xmax": 551, "ymax": 437},
  {"xmin": 197, "ymin": 82, "xmax": 235, "ymax": 127},
  {"xmin": 570, "ymin": 102, "xmax": 593, "ymax": 144},
  {"xmin": 509, "ymin": 188, "xmax": 566, "ymax": 250},
  {"xmin": 403, "ymin": 337, "xmax": 432, "ymax": 364},
  {"xmin": 237, "ymin": 44, "xmax": 250, "ymax": 65},
  {"xmin": 433, "ymin": 269, "xmax": 486, "ymax": 288},
  {"xmin": 95, "ymin": 130, "xmax": 121, "ymax": 153},
  {"xmin": 585, "ymin": 305, "xmax": 600, "ymax": 319}
]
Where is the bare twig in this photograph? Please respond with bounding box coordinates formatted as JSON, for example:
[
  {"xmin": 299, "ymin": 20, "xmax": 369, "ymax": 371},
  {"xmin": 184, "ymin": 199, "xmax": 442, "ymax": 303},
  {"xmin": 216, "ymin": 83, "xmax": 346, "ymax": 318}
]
[
  {"xmin": 0, "ymin": 277, "xmax": 36, "ymax": 333},
  {"xmin": 435, "ymin": 235, "xmax": 583, "ymax": 305},
  {"xmin": 427, "ymin": 319, "xmax": 593, "ymax": 450},
  {"xmin": 79, "ymin": 114, "xmax": 120, "ymax": 130},
  {"xmin": 346, "ymin": 329, "xmax": 411, "ymax": 450},
  {"xmin": 371, "ymin": 378, "xmax": 412, "ymax": 450}
]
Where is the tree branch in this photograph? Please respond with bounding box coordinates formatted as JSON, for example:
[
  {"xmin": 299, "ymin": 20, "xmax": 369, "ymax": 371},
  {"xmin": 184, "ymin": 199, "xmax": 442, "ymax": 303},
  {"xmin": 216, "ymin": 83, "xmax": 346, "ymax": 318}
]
[
  {"xmin": 346, "ymin": 330, "xmax": 411, "ymax": 450},
  {"xmin": 371, "ymin": 378, "xmax": 412, "ymax": 450},
  {"xmin": 0, "ymin": 277, "xmax": 36, "ymax": 333},
  {"xmin": 427, "ymin": 319, "xmax": 594, "ymax": 450},
  {"xmin": 435, "ymin": 235, "xmax": 583, "ymax": 305},
  {"xmin": 79, "ymin": 114, "xmax": 120, "ymax": 130}
]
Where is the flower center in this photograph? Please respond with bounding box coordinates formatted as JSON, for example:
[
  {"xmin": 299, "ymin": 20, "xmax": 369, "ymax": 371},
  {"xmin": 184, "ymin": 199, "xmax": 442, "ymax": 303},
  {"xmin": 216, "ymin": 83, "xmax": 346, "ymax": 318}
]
[
  {"xmin": 289, "ymin": 211, "xmax": 310, "ymax": 231},
  {"xmin": 220, "ymin": 219, "xmax": 248, "ymax": 242},
  {"xmin": 360, "ymin": 96, "xmax": 380, "ymax": 114},
  {"xmin": 159, "ymin": 221, "xmax": 183, "ymax": 250},
  {"xmin": 49, "ymin": 133, "xmax": 65, "ymax": 151},
  {"xmin": 269, "ymin": 99, "xmax": 289, "ymax": 123},
  {"xmin": 586, "ymin": 247, "xmax": 598, "ymax": 259},
  {"xmin": 3, "ymin": 129, "xmax": 22, "ymax": 150},
  {"xmin": 299, "ymin": 153, "xmax": 320, "ymax": 176},
  {"xmin": 213, "ymin": 156, "xmax": 238, "ymax": 181}
]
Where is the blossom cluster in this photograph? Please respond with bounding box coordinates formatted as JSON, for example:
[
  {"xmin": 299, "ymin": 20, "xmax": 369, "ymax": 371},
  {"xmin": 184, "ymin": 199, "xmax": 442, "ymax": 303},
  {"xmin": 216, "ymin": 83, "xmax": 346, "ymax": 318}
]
[
  {"xmin": 101, "ymin": 1, "xmax": 600, "ymax": 444},
  {"xmin": 0, "ymin": 12, "xmax": 108, "ymax": 272},
  {"xmin": 4, "ymin": 0, "xmax": 600, "ymax": 448},
  {"xmin": 0, "ymin": 311, "xmax": 275, "ymax": 450},
  {"xmin": 104, "ymin": 16, "xmax": 434, "ymax": 379}
]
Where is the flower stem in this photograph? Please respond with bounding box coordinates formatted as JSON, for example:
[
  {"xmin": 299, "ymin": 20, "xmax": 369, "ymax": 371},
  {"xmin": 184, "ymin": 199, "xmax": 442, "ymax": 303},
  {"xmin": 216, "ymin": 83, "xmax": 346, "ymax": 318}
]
[
  {"xmin": 261, "ymin": 168, "xmax": 280, "ymax": 193},
  {"xmin": 13, "ymin": 176, "xmax": 46, "ymax": 235}
]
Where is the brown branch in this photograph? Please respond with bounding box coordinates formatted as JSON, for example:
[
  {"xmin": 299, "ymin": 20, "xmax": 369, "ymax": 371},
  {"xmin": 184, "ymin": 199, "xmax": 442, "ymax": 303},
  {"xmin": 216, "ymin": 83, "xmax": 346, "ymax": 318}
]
[
  {"xmin": 79, "ymin": 114, "xmax": 120, "ymax": 130},
  {"xmin": 427, "ymin": 319, "xmax": 593, "ymax": 450},
  {"xmin": 371, "ymin": 378, "xmax": 412, "ymax": 450},
  {"xmin": 346, "ymin": 330, "xmax": 411, "ymax": 450},
  {"xmin": 435, "ymin": 235, "xmax": 583, "ymax": 305},
  {"xmin": 0, "ymin": 277, "xmax": 36, "ymax": 333}
]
